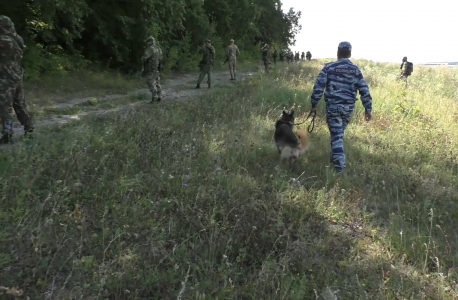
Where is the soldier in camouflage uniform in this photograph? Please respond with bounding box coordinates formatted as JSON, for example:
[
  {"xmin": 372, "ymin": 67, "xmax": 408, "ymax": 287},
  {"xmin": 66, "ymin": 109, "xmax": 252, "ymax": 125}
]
[
  {"xmin": 261, "ymin": 43, "xmax": 271, "ymax": 74},
  {"xmin": 310, "ymin": 42, "xmax": 372, "ymax": 173},
  {"xmin": 306, "ymin": 51, "xmax": 312, "ymax": 61},
  {"xmin": 272, "ymin": 49, "xmax": 278, "ymax": 65},
  {"xmin": 301, "ymin": 51, "xmax": 305, "ymax": 61},
  {"xmin": 196, "ymin": 39, "xmax": 215, "ymax": 89},
  {"xmin": 141, "ymin": 36, "xmax": 163, "ymax": 102},
  {"xmin": 226, "ymin": 39, "xmax": 240, "ymax": 81},
  {"xmin": 399, "ymin": 56, "xmax": 411, "ymax": 88},
  {"xmin": 287, "ymin": 50, "xmax": 294, "ymax": 63},
  {"xmin": 295, "ymin": 52, "xmax": 299, "ymax": 62},
  {"xmin": 0, "ymin": 15, "xmax": 33, "ymax": 144}
]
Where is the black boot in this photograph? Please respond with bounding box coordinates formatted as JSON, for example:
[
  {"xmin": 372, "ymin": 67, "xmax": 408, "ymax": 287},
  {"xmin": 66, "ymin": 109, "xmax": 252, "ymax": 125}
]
[
  {"xmin": 194, "ymin": 84, "xmax": 200, "ymax": 89},
  {"xmin": 24, "ymin": 125, "xmax": 34, "ymax": 139},
  {"xmin": 0, "ymin": 133, "xmax": 14, "ymax": 144}
]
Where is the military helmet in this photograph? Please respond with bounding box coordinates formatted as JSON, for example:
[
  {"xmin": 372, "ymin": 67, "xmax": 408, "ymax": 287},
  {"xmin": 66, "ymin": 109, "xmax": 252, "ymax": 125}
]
[{"xmin": 0, "ymin": 15, "xmax": 15, "ymax": 33}]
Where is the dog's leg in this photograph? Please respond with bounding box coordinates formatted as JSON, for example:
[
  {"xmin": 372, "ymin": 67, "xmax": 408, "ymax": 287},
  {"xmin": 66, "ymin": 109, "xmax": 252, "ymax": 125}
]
[{"xmin": 290, "ymin": 156, "xmax": 299, "ymax": 172}]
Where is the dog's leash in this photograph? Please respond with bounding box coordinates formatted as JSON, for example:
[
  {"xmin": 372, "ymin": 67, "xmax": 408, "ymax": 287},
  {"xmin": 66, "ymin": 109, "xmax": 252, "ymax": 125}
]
[{"xmin": 290, "ymin": 110, "xmax": 317, "ymax": 133}]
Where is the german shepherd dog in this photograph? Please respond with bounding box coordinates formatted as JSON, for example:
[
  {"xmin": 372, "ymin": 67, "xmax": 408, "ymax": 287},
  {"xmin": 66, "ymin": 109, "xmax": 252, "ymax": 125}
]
[{"xmin": 274, "ymin": 110, "xmax": 308, "ymax": 160}]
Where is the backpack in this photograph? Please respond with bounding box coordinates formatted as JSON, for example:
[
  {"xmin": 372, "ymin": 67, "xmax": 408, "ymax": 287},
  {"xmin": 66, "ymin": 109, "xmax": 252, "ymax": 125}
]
[{"xmin": 406, "ymin": 62, "xmax": 413, "ymax": 75}]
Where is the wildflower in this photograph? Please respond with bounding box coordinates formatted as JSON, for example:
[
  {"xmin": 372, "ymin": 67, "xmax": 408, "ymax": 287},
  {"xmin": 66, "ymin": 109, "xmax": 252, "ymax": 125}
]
[
  {"xmin": 83, "ymin": 147, "xmax": 88, "ymax": 153},
  {"xmin": 183, "ymin": 183, "xmax": 188, "ymax": 187}
]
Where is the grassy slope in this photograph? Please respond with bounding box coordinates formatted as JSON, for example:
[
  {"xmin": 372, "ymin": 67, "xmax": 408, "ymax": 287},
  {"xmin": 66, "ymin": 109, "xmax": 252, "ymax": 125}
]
[{"xmin": 1, "ymin": 61, "xmax": 457, "ymax": 299}]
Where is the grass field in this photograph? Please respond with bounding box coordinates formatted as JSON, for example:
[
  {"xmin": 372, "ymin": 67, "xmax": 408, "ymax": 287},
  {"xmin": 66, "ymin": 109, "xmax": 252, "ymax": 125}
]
[{"xmin": 1, "ymin": 60, "xmax": 457, "ymax": 299}]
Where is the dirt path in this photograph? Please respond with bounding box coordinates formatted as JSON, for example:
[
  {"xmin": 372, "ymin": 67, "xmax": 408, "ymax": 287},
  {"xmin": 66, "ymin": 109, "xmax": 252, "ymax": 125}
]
[{"xmin": 14, "ymin": 70, "xmax": 256, "ymax": 133}]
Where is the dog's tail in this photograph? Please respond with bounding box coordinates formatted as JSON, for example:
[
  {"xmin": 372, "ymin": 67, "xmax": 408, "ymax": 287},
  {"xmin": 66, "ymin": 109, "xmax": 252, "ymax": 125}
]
[{"xmin": 297, "ymin": 128, "xmax": 309, "ymax": 152}]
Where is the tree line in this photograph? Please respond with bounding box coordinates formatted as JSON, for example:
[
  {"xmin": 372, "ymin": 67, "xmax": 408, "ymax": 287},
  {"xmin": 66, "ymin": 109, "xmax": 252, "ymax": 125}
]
[{"xmin": 1, "ymin": 0, "xmax": 301, "ymax": 79}]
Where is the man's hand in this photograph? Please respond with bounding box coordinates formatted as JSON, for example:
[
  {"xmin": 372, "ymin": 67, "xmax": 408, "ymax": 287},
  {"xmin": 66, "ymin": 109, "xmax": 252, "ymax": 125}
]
[{"xmin": 365, "ymin": 112, "xmax": 372, "ymax": 122}]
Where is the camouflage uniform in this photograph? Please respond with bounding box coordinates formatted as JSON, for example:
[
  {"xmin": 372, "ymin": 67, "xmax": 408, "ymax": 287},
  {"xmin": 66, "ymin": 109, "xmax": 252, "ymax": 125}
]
[
  {"xmin": 295, "ymin": 52, "xmax": 299, "ymax": 62},
  {"xmin": 306, "ymin": 51, "xmax": 312, "ymax": 61},
  {"xmin": 272, "ymin": 49, "xmax": 278, "ymax": 65},
  {"xmin": 287, "ymin": 51, "xmax": 294, "ymax": 63},
  {"xmin": 301, "ymin": 52, "xmax": 305, "ymax": 61},
  {"xmin": 226, "ymin": 42, "xmax": 240, "ymax": 80},
  {"xmin": 197, "ymin": 40, "xmax": 215, "ymax": 88},
  {"xmin": 261, "ymin": 44, "xmax": 270, "ymax": 74},
  {"xmin": 311, "ymin": 42, "xmax": 372, "ymax": 172},
  {"xmin": 141, "ymin": 36, "xmax": 163, "ymax": 102},
  {"xmin": 400, "ymin": 57, "xmax": 410, "ymax": 87},
  {"xmin": 279, "ymin": 50, "xmax": 284, "ymax": 62},
  {"xmin": 0, "ymin": 15, "xmax": 33, "ymax": 143}
]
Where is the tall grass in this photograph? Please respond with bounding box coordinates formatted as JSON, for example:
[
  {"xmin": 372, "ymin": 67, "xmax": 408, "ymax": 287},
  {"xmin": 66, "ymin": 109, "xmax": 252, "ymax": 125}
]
[{"xmin": 1, "ymin": 60, "xmax": 457, "ymax": 299}]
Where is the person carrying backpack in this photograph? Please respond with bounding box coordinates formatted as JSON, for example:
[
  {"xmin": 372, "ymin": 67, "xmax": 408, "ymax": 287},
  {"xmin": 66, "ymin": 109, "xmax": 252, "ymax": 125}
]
[{"xmin": 400, "ymin": 56, "xmax": 413, "ymax": 87}]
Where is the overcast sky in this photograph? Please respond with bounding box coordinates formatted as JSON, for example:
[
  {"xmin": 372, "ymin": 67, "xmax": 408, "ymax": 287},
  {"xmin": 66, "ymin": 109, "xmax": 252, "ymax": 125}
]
[{"xmin": 281, "ymin": 0, "xmax": 458, "ymax": 63}]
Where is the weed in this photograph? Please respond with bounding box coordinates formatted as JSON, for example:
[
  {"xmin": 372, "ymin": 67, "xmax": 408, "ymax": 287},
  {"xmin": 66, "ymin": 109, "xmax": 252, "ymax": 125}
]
[{"xmin": 1, "ymin": 61, "xmax": 457, "ymax": 299}]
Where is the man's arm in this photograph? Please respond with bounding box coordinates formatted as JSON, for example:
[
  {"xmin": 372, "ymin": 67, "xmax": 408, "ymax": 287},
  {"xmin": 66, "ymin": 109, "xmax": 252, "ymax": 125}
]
[
  {"xmin": 310, "ymin": 66, "xmax": 328, "ymax": 109},
  {"xmin": 356, "ymin": 72, "xmax": 373, "ymax": 115},
  {"xmin": 141, "ymin": 48, "xmax": 152, "ymax": 64},
  {"xmin": 210, "ymin": 46, "xmax": 216, "ymax": 64},
  {"xmin": 236, "ymin": 46, "xmax": 240, "ymax": 56}
]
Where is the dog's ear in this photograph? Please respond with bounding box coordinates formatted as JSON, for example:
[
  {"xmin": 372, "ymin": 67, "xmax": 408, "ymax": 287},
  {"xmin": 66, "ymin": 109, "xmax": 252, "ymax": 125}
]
[
  {"xmin": 290, "ymin": 110, "xmax": 295, "ymax": 117},
  {"xmin": 282, "ymin": 110, "xmax": 287, "ymax": 116}
]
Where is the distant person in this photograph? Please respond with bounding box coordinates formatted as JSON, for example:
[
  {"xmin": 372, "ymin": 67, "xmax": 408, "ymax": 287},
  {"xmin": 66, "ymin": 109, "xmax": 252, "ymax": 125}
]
[
  {"xmin": 310, "ymin": 41, "xmax": 372, "ymax": 173},
  {"xmin": 141, "ymin": 36, "xmax": 163, "ymax": 102},
  {"xmin": 261, "ymin": 43, "xmax": 271, "ymax": 74},
  {"xmin": 400, "ymin": 56, "xmax": 413, "ymax": 87},
  {"xmin": 288, "ymin": 50, "xmax": 294, "ymax": 63},
  {"xmin": 279, "ymin": 50, "xmax": 284, "ymax": 62},
  {"xmin": 272, "ymin": 49, "xmax": 278, "ymax": 65},
  {"xmin": 301, "ymin": 51, "xmax": 305, "ymax": 61},
  {"xmin": 0, "ymin": 15, "xmax": 34, "ymax": 144},
  {"xmin": 226, "ymin": 39, "xmax": 240, "ymax": 81},
  {"xmin": 295, "ymin": 51, "xmax": 300, "ymax": 62},
  {"xmin": 306, "ymin": 51, "xmax": 312, "ymax": 61},
  {"xmin": 195, "ymin": 39, "xmax": 215, "ymax": 89}
]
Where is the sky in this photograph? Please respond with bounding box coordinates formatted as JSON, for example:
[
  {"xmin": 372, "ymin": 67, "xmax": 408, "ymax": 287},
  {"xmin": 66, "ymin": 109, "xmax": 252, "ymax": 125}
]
[{"xmin": 280, "ymin": 0, "xmax": 458, "ymax": 63}]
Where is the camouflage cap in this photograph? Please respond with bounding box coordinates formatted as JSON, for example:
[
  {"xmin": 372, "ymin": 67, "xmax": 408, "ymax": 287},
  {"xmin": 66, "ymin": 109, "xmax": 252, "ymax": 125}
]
[
  {"xmin": 205, "ymin": 39, "xmax": 211, "ymax": 43},
  {"xmin": 338, "ymin": 41, "xmax": 352, "ymax": 51},
  {"xmin": 0, "ymin": 15, "xmax": 15, "ymax": 34},
  {"xmin": 145, "ymin": 36, "xmax": 155, "ymax": 43}
]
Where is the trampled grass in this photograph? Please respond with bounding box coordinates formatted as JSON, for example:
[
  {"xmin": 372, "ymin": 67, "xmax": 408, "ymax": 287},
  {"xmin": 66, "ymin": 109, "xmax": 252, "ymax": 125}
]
[{"xmin": 1, "ymin": 60, "xmax": 457, "ymax": 299}]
